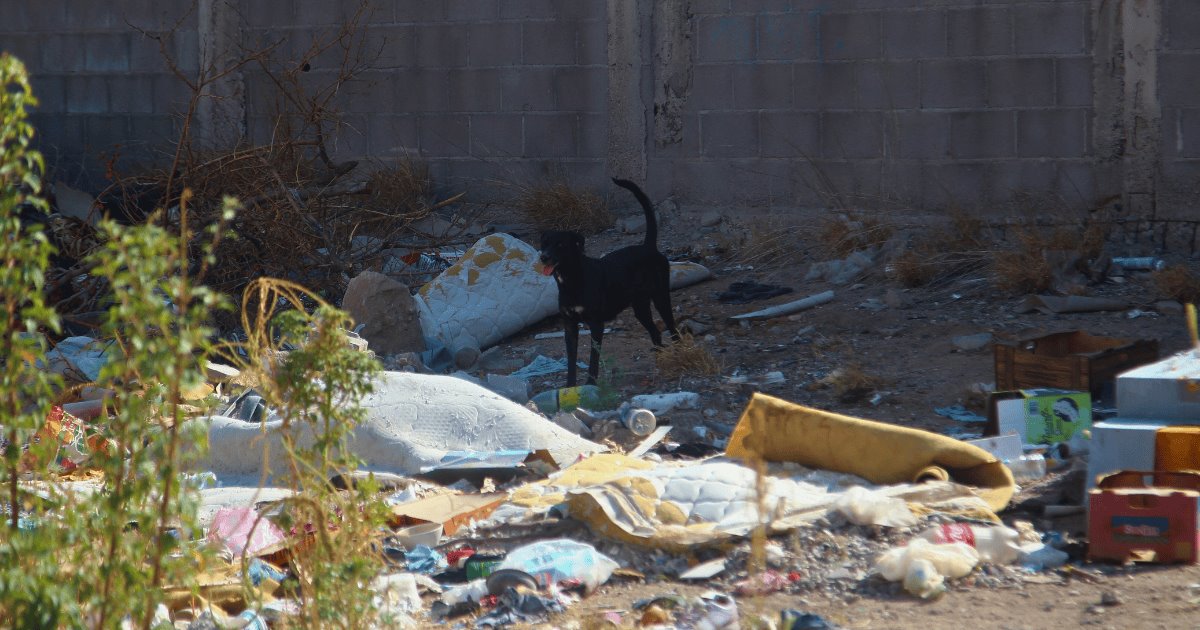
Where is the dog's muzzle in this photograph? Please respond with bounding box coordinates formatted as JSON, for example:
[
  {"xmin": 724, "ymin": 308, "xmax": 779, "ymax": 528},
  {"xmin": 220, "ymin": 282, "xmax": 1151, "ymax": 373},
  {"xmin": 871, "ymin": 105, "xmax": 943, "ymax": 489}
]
[{"xmin": 538, "ymin": 253, "xmax": 556, "ymax": 276}]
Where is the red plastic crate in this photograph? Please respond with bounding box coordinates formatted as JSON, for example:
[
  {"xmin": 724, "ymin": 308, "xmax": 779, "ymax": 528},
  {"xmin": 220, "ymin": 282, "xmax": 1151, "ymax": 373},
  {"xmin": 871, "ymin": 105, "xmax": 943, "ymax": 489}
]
[{"xmin": 1088, "ymin": 471, "xmax": 1200, "ymax": 564}]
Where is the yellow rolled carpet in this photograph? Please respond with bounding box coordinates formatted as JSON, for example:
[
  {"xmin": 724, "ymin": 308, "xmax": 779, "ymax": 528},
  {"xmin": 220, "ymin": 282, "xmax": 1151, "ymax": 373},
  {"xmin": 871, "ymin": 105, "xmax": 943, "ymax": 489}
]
[{"xmin": 725, "ymin": 393, "xmax": 1014, "ymax": 512}]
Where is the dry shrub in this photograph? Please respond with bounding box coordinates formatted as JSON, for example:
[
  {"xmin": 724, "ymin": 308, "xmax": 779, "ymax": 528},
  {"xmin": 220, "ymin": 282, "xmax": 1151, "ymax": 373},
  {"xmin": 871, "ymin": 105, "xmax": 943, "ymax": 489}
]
[
  {"xmin": 518, "ymin": 180, "xmax": 612, "ymax": 234},
  {"xmin": 1154, "ymin": 265, "xmax": 1200, "ymax": 304},
  {"xmin": 655, "ymin": 334, "xmax": 720, "ymax": 380},
  {"xmin": 364, "ymin": 158, "xmax": 433, "ymax": 217},
  {"xmin": 816, "ymin": 365, "xmax": 879, "ymax": 403},
  {"xmin": 990, "ymin": 224, "xmax": 1109, "ymax": 295},
  {"xmin": 817, "ymin": 213, "xmax": 894, "ymax": 258},
  {"xmin": 889, "ymin": 208, "xmax": 990, "ymax": 288},
  {"xmin": 738, "ymin": 217, "xmax": 808, "ymax": 271}
]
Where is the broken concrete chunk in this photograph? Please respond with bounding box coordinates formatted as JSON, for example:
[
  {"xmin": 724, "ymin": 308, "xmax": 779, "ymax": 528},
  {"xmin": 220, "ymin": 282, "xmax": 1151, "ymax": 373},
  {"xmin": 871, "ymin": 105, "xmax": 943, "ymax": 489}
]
[{"xmin": 341, "ymin": 271, "xmax": 426, "ymax": 355}]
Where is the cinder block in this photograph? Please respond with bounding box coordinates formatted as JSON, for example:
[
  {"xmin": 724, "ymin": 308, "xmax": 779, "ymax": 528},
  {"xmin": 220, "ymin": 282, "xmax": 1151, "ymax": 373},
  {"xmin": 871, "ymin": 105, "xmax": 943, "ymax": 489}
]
[
  {"xmin": 523, "ymin": 20, "xmax": 578, "ymax": 65},
  {"xmin": 328, "ymin": 114, "xmax": 370, "ymax": 159},
  {"xmin": 554, "ymin": 67, "xmax": 605, "ymax": 113},
  {"xmin": 987, "ymin": 59, "xmax": 1054, "ymax": 107},
  {"xmin": 85, "ymin": 115, "xmax": 131, "ymax": 153},
  {"xmin": 417, "ymin": 23, "xmax": 469, "ymax": 67},
  {"xmin": 698, "ymin": 15, "xmax": 755, "ymax": 62},
  {"xmin": 467, "ymin": 21, "xmax": 522, "ymax": 67},
  {"xmin": 395, "ymin": 0, "xmax": 445, "ymax": 22},
  {"xmin": 894, "ymin": 111, "xmax": 949, "ymax": 159},
  {"xmin": 1056, "ymin": 57, "xmax": 1093, "ymax": 107},
  {"xmin": 1057, "ymin": 162, "xmax": 1102, "ymax": 203},
  {"xmin": 67, "ymin": 76, "xmax": 110, "ymax": 114},
  {"xmin": 856, "ymin": 61, "xmax": 919, "ymax": 109},
  {"xmin": 794, "ymin": 62, "xmax": 854, "ymax": 110},
  {"xmin": 690, "ymin": 64, "xmax": 733, "ymax": 110},
  {"xmin": 500, "ymin": 67, "xmax": 555, "ymax": 111},
  {"xmin": 732, "ymin": 63, "xmax": 792, "ymax": 110},
  {"xmin": 171, "ymin": 29, "xmax": 199, "ymax": 74},
  {"xmin": 418, "ymin": 114, "xmax": 470, "ymax": 157},
  {"xmin": 576, "ymin": 19, "xmax": 606, "ymax": 65},
  {"xmin": 820, "ymin": 11, "xmax": 882, "ymax": 60},
  {"xmin": 394, "ymin": 68, "xmax": 449, "ymax": 113},
  {"xmin": 14, "ymin": 3, "xmax": 64, "ymax": 33},
  {"xmin": 29, "ymin": 76, "xmax": 65, "ymax": 113},
  {"xmin": 1167, "ymin": 0, "xmax": 1200, "ymax": 50},
  {"xmin": 1159, "ymin": 53, "xmax": 1200, "ymax": 107},
  {"xmin": 43, "ymin": 34, "xmax": 87, "ymax": 73},
  {"xmin": 341, "ymin": 75, "xmax": 395, "ymax": 114},
  {"xmin": 690, "ymin": 0, "xmax": 730, "ymax": 14},
  {"xmin": 884, "ymin": 10, "xmax": 946, "ymax": 58},
  {"xmin": 525, "ymin": 113, "xmax": 578, "ymax": 157},
  {"xmin": 3, "ymin": 34, "xmax": 42, "ymax": 72},
  {"xmin": 244, "ymin": 0, "xmax": 295, "ymax": 28},
  {"xmin": 367, "ymin": 114, "xmax": 420, "ymax": 156},
  {"xmin": 700, "ymin": 111, "xmax": 758, "ymax": 158},
  {"xmin": 152, "ymin": 74, "xmax": 191, "ymax": 115},
  {"xmin": 1175, "ymin": 109, "xmax": 1200, "ymax": 158},
  {"xmin": 127, "ymin": 115, "xmax": 179, "ymax": 153},
  {"xmin": 129, "ymin": 33, "xmax": 167, "ymax": 72},
  {"xmin": 445, "ymin": 0, "xmax": 498, "ymax": 21},
  {"xmin": 650, "ymin": 112, "xmax": 699, "ymax": 159},
  {"xmin": 499, "ymin": 0, "xmax": 557, "ymax": 20},
  {"xmin": 448, "ymin": 68, "xmax": 504, "ymax": 112},
  {"xmin": 469, "ymin": 113, "xmax": 523, "ymax": 157},
  {"xmin": 108, "ymin": 76, "xmax": 156, "ymax": 115},
  {"xmin": 948, "ymin": 8, "xmax": 1012, "ymax": 57},
  {"xmin": 921, "ymin": 162, "xmax": 987, "ymax": 207},
  {"xmin": 1017, "ymin": 109, "xmax": 1088, "ymax": 158},
  {"xmin": 66, "ymin": 2, "xmax": 116, "ymax": 30},
  {"xmin": 821, "ymin": 111, "xmax": 884, "ymax": 159},
  {"xmin": 759, "ymin": 111, "xmax": 819, "ymax": 157},
  {"xmin": 950, "ymin": 111, "xmax": 1015, "ymax": 159},
  {"xmin": 757, "ymin": 13, "xmax": 819, "ymax": 61},
  {"xmin": 920, "ymin": 59, "xmax": 986, "ymax": 108},
  {"xmin": 1014, "ymin": 2, "xmax": 1086, "ymax": 55},
  {"xmin": 369, "ymin": 25, "xmax": 416, "ymax": 69}
]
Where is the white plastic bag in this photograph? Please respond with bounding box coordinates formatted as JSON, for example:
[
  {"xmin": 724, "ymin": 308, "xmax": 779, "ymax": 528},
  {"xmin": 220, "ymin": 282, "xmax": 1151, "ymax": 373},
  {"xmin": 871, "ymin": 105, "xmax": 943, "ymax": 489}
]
[
  {"xmin": 917, "ymin": 522, "xmax": 1023, "ymax": 564},
  {"xmin": 206, "ymin": 506, "xmax": 284, "ymax": 557},
  {"xmin": 835, "ymin": 486, "xmax": 918, "ymax": 527},
  {"xmin": 495, "ymin": 538, "xmax": 619, "ymax": 592},
  {"xmin": 876, "ymin": 538, "xmax": 979, "ymax": 598}
]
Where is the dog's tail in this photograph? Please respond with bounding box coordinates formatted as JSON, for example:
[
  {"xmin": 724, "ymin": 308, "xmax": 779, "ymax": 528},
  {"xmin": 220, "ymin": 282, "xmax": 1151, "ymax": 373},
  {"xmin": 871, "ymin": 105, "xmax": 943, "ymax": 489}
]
[{"xmin": 611, "ymin": 177, "xmax": 657, "ymax": 246}]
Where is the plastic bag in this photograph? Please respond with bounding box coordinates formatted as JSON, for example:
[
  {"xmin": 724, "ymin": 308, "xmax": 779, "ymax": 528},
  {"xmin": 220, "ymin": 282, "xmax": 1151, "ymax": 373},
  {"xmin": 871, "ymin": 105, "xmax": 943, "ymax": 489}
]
[
  {"xmin": 495, "ymin": 538, "xmax": 619, "ymax": 592},
  {"xmin": 876, "ymin": 538, "xmax": 978, "ymax": 598},
  {"xmin": 917, "ymin": 522, "xmax": 1022, "ymax": 564},
  {"xmin": 207, "ymin": 506, "xmax": 284, "ymax": 557},
  {"xmin": 835, "ymin": 486, "xmax": 918, "ymax": 527}
]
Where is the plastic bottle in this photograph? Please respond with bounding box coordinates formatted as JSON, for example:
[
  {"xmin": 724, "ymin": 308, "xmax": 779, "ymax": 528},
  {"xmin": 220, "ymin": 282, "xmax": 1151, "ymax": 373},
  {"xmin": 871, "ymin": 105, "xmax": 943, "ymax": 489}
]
[
  {"xmin": 630, "ymin": 391, "xmax": 701, "ymax": 415},
  {"xmin": 917, "ymin": 522, "xmax": 1023, "ymax": 564},
  {"xmin": 619, "ymin": 405, "xmax": 657, "ymax": 436},
  {"xmin": 441, "ymin": 578, "xmax": 489, "ymax": 605},
  {"xmin": 1112, "ymin": 256, "xmax": 1166, "ymax": 271},
  {"xmin": 530, "ymin": 385, "xmax": 602, "ymax": 414},
  {"xmin": 1008, "ymin": 453, "xmax": 1047, "ymax": 481}
]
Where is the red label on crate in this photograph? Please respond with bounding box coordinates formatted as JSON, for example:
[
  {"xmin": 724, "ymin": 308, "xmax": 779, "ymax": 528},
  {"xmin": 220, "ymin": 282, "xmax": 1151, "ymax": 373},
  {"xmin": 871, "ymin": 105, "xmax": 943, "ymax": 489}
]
[
  {"xmin": 1112, "ymin": 516, "xmax": 1170, "ymax": 543},
  {"xmin": 932, "ymin": 523, "xmax": 976, "ymax": 547}
]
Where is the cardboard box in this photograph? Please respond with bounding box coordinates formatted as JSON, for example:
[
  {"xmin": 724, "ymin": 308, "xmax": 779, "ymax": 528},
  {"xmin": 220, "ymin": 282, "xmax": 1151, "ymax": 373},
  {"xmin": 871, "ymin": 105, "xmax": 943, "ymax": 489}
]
[
  {"xmin": 994, "ymin": 330, "xmax": 1158, "ymax": 401},
  {"xmin": 1156, "ymin": 426, "xmax": 1200, "ymax": 473},
  {"xmin": 986, "ymin": 389, "xmax": 1092, "ymax": 445},
  {"xmin": 1087, "ymin": 420, "xmax": 1163, "ymax": 490},
  {"xmin": 1088, "ymin": 470, "xmax": 1200, "ymax": 564}
]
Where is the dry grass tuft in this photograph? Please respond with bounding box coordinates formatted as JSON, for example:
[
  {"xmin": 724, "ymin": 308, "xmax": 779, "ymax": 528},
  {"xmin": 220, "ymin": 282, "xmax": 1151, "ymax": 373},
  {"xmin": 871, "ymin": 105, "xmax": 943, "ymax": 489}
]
[
  {"xmin": 655, "ymin": 334, "xmax": 720, "ymax": 380},
  {"xmin": 817, "ymin": 213, "xmax": 894, "ymax": 258},
  {"xmin": 816, "ymin": 365, "xmax": 880, "ymax": 403},
  {"xmin": 518, "ymin": 180, "xmax": 613, "ymax": 234},
  {"xmin": 364, "ymin": 158, "xmax": 433, "ymax": 217},
  {"xmin": 990, "ymin": 224, "xmax": 1111, "ymax": 295},
  {"xmin": 888, "ymin": 208, "xmax": 990, "ymax": 288},
  {"xmin": 1154, "ymin": 265, "xmax": 1200, "ymax": 304}
]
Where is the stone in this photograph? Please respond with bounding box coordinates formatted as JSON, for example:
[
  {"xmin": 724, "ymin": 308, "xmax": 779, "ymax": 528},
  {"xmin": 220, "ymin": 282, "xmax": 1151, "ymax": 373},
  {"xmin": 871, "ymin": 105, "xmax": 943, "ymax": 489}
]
[
  {"xmin": 341, "ymin": 271, "xmax": 426, "ymax": 355},
  {"xmin": 551, "ymin": 411, "xmax": 592, "ymax": 437},
  {"xmin": 952, "ymin": 332, "xmax": 994, "ymax": 352},
  {"xmin": 884, "ymin": 288, "xmax": 912, "ymax": 309},
  {"xmin": 1155, "ymin": 300, "xmax": 1184, "ymax": 314},
  {"xmin": 485, "ymin": 373, "xmax": 529, "ymax": 403},
  {"xmin": 700, "ymin": 211, "xmax": 723, "ymax": 227},
  {"xmin": 619, "ymin": 214, "xmax": 647, "ymax": 234}
]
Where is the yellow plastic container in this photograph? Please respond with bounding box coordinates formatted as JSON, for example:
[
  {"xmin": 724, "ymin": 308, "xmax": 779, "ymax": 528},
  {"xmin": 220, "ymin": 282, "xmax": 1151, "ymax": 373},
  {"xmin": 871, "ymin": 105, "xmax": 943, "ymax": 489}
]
[{"xmin": 1155, "ymin": 426, "xmax": 1200, "ymax": 472}]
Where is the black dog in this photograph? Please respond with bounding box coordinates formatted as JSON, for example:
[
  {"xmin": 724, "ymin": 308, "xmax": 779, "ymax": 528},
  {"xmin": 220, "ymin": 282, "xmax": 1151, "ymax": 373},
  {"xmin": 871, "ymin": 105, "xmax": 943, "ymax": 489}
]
[{"xmin": 538, "ymin": 178, "xmax": 680, "ymax": 386}]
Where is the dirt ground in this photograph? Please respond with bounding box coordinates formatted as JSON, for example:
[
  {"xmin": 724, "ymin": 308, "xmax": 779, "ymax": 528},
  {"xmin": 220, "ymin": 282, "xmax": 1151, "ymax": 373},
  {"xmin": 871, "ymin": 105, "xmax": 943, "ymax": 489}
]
[{"xmin": 463, "ymin": 206, "xmax": 1200, "ymax": 629}]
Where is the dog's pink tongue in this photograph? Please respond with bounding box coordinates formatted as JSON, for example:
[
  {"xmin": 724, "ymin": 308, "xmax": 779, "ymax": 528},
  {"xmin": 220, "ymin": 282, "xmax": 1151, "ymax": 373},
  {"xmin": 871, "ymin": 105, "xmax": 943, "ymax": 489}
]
[{"xmin": 541, "ymin": 264, "xmax": 554, "ymax": 276}]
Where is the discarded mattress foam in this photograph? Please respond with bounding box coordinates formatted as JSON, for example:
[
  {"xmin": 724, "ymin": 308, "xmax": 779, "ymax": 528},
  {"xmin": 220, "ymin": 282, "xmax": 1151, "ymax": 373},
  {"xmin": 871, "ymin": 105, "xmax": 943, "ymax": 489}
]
[
  {"xmin": 413, "ymin": 233, "xmax": 713, "ymax": 355},
  {"xmin": 559, "ymin": 457, "xmax": 995, "ymax": 550},
  {"xmin": 193, "ymin": 372, "xmax": 604, "ymax": 484},
  {"xmin": 725, "ymin": 393, "xmax": 1014, "ymax": 512}
]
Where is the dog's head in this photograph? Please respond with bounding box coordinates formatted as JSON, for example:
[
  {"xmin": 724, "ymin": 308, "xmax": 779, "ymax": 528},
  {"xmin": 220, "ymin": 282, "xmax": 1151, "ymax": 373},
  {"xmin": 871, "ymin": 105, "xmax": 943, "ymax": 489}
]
[{"xmin": 538, "ymin": 230, "xmax": 584, "ymax": 276}]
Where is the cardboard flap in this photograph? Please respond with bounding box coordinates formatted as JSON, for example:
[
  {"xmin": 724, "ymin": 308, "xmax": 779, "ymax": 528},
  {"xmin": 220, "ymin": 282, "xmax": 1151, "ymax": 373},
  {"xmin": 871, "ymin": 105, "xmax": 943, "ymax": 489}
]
[{"xmin": 1095, "ymin": 470, "xmax": 1200, "ymax": 492}]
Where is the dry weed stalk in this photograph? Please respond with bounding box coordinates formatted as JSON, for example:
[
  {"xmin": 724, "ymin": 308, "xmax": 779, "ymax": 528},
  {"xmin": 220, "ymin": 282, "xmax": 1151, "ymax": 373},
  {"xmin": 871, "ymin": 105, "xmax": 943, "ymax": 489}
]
[
  {"xmin": 1154, "ymin": 265, "xmax": 1200, "ymax": 304},
  {"xmin": 816, "ymin": 365, "xmax": 879, "ymax": 403},
  {"xmin": 654, "ymin": 333, "xmax": 720, "ymax": 380},
  {"xmin": 518, "ymin": 179, "xmax": 612, "ymax": 234},
  {"xmin": 817, "ymin": 213, "xmax": 894, "ymax": 259}
]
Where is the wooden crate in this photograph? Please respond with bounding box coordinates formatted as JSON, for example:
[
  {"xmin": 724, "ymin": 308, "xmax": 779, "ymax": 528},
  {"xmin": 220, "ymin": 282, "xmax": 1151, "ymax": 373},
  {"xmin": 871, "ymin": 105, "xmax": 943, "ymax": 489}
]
[{"xmin": 993, "ymin": 330, "xmax": 1158, "ymax": 398}]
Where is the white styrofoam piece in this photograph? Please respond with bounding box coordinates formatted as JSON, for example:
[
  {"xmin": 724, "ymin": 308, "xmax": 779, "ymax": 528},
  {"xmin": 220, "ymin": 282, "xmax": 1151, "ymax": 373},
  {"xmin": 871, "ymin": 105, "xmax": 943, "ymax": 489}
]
[
  {"xmin": 1115, "ymin": 349, "xmax": 1200, "ymax": 421},
  {"xmin": 996, "ymin": 399, "xmax": 1027, "ymax": 441},
  {"xmin": 194, "ymin": 372, "xmax": 603, "ymax": 484},
  {"xmin": 966, "ymin": 433, "xmax": 1023, "ymax": 462},
  {"xmin": 1086, "ymin": 419, "xmax": 1164, "ymax": 491}
]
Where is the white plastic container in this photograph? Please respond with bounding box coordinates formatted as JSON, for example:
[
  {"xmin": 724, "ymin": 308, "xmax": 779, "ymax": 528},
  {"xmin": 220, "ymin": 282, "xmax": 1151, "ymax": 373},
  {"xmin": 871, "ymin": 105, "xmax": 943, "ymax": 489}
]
[
  {"xmin": 630, "ymin": 391, "xmax": 700, "ymax": 415},
  {"xmin": 619, "ymin": 406, "xmax": 657, "ymax": 436},
  {"xmin": 1008, "ymin": 453, "xmax": 1047, "ymax": 482},
  {"xmin": 917, "ymin": 522, "xmax": 1023, "ymax": 564},
  {"xmin": 441, "ymin": 578, "xmax": 488, "ymax": 605}
]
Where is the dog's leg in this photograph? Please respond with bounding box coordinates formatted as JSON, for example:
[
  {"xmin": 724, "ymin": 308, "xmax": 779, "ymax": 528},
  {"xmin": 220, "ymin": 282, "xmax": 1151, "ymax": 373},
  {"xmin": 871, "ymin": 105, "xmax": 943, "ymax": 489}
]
[
  {"xmin": 586, "ymin": 325, "xmax": 604, "ymax": 385},
  {"xmin": 632, "ymin": 300, "xmax": 665, "ymax": 346},
  {"xmin": 652, "ymin": 292, "xmax": 681, "ymax": 342},
  {"xmin": 564, "ymin": 321, "xmax": 580, "ymax": 387}
]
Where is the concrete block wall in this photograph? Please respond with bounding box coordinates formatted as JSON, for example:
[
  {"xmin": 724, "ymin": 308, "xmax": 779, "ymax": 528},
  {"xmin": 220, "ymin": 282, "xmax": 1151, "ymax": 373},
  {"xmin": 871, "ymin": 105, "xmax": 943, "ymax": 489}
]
[
  {"xmin": 4, "ymin": 2, "xmax": 197, "ymax": 189},
  {"xmin": 238, "ymin": 0, "xmax": 608, "ymax": 196},
  {"xmin": 649, "ymin": 0, "xmax": 1108, "ymax": 212},
  {"xmin": 3, "ymin": 0, "xmax": 1194, "ymax": 218}
]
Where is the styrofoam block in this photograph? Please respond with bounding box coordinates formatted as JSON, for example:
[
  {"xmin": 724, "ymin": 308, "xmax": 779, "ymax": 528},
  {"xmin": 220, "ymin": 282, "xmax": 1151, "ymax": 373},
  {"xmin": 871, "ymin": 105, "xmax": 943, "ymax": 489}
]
[
  {"xmin": 1116, "ymin": 350, "xmax": 1200, "ymax": 421},
  {"xmin": 1086, "ymin": 419, "xmax": 1165, "ymax": 491}
]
